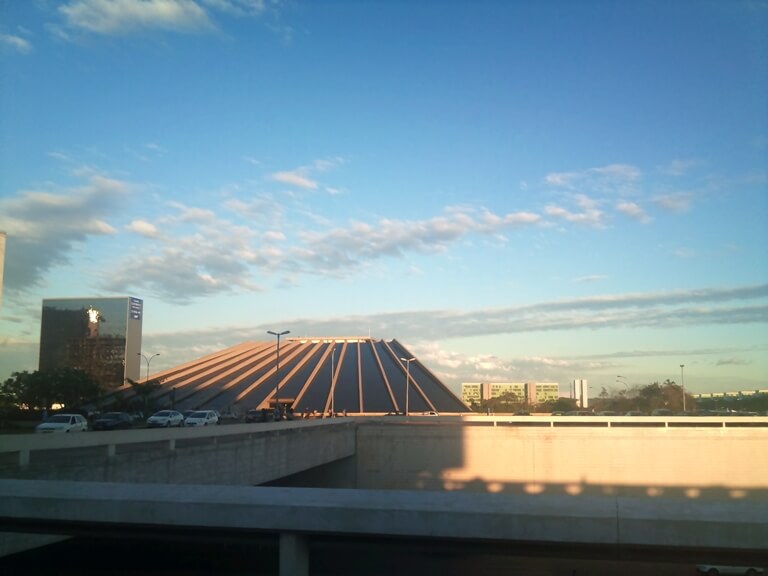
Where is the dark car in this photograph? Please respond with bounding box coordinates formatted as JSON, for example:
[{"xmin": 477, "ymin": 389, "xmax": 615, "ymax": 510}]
[
  {"xmin": 245, "ymin": 408, "xmax": 274, "ymax": 423},
  {"xmin": 91, "ymin": 411, "xmax": 132, "ymax": 431}
]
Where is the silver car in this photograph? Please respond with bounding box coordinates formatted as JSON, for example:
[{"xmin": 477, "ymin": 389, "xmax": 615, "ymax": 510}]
[
  {"xmin": 184, "ymin": 410, "xmax": 219, "ymax": 427},
  {"xmin": 146, "ymin": 410, "xmax": 184, "ymax": 428}
]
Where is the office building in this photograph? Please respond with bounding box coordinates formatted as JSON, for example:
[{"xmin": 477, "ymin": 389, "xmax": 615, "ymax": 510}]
[
  {"xmin": 527, "ymin": 382, "xmax": 561, "ymax": 404},
  {"xmin": 39, "ymin": 297, "xmax": 143, "ymax": 389},
  {"xmin": 461, "ymin": 381, "xmax": 559, "ymax": 407}
]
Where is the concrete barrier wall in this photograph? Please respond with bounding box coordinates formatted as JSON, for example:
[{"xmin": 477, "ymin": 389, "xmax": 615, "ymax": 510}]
[
  {"xmin": 356, "ymin": 421, "xmax": 768, "ymax": 499},
  {"xmin": 1, "ymin": 479, "xmax": 767, "ymax": 553},
  {"xmin": 0, "ymin": 420, "xmax": 356, "ymax": 486}
]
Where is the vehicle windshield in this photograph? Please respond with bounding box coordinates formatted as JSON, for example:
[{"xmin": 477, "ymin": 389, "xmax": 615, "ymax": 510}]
[
  {"xmin": 154, "ymin": 411, "xmax": 170, "ymax": 417},
  {"xmin": 102, "ymin": 413, "xmax": 123, "ymax": 419},
  {"xmin": 189, "ymin": 412, "xmax": 207, "ymax": 418},
  {"xmin": 47, "ymin": 415, "xmax": 71, "ymax": 423}
]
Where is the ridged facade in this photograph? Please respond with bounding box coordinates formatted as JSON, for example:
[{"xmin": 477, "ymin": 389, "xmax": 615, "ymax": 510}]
[{"xmin": 135, "ymin": 337, "xmax": 470, "ymax": 415}]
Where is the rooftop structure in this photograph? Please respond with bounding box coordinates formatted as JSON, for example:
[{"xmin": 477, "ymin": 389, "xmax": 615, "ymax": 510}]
[{"xmin": 125, "ymin": 337, "xmax": 470, "ymax": 416}]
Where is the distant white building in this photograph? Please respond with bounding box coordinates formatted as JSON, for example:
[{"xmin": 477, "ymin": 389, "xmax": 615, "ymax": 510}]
[
  {"xmin": 527, "ymin": 382, "xmax": 560, "ymax": 404},
  {"xmin": 461, "ymin": 381, "xmax": 560, "ymax": 407},
  {"xmin": 571, "ymin": 379, "xmax": 589, "ymax": 408}
]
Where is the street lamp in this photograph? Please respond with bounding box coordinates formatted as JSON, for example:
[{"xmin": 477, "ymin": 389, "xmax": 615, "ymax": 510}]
[
  {"xmin": 137, "ymin": 352, "xmax": 160, "ymax": 382},
  {"xmin": 268, "ymin": 330, "xmax": 290, "ymax": 414},
  {"xmin": 330, "ymin": 345, "xmax": 336, "ymax": 417},
  {"xmin": 680, "ymin": 364, "xmax": 686, "ymax": 412},
  {"xmin": 400, "ymin": 357, "xmax": 415, "ymax": 416}
]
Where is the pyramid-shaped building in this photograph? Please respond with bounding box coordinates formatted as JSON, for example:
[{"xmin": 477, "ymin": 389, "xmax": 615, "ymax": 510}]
[{"xmin": 134, "ymin": 337, "xmax": 470, "ymax": 416}]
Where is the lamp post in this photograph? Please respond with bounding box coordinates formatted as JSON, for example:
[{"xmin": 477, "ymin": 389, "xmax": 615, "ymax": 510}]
[
  {"xmin": 680, "ymin": 364, "xmax": 686, "ymax": 412},
  {"xmin": 400, "ymin": 357, "xmax": 415, "ymax": 416},
  {"xmin": 331, "ymin": 345, "xmax": 336, "ymax": 417},
  {"xmin": 268, "ymin": 330, "xmax": 290, "ymax": 414},
  {"xmin": 137, "ymin": 352, "xmax": 160, "ymax": 382}
]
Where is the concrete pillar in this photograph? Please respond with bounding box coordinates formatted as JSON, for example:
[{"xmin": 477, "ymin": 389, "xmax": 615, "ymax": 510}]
[{"xmin": 279, "ymin": 532, "xmax": 308, "ymax": 576}]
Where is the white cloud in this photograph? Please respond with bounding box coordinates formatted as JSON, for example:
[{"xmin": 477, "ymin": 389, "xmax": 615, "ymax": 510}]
[
  {"xmin": 572, "ymin": 275, "xmax": 607, "ymax": 284},
  {"xmin": 545, "ymin": 171, "xmax": 579, "ymax": 187},
  {"xmin": 127, "ymin": 219, "xmax": 160, "ymax": 237},
  {"xmin": 616, "ymin": 201, "xmax": 651, "ymax": 223},
  {"xmin": 591, "ymin": 164, "xmax": 641, "ymax": 181},
  {"xmin": 271, "ymin": 171, "xmax": 318, "ymax": 190},
  {"xmin": 545, "ymin": 195, "xmax": 606, "ymax": 228},
  {"xmin": 0, "ymin": 33, "xmax": 32, "ymax": 54},
  {"xmin": 269, "ymin": 158, "xmax": 344, "ymax": 190},
  {"xmin": 270, "ymin": 284, "xmax": 768, "ymax": 342},
  {"xmin": 224, "ymin": 196, "xmax": 284, "ymax": 224},
  {"xmin": 292, "ymin": 207, "xmax": 541, "ymax": 276},
  {"xmin": 0, "ymin": 173, "xmax": 131, "ymax": 291},
  {"xmin": 545, "ymin": 163, "xmax": 641, "ymax": 191},
  {"xmin": 58, "ymin": 0, "xmax": 213, "ymax": 35},
  {"xmin": 103, "ymin": 221, "xmax": 267, "ymax": 300},
  {"xmin": 653, "ymin": 193, "xmax": 693, "ymax": 213},
  {"xmin": 201, "ymin": 0, "xmax": 267, "ymax": 17}
]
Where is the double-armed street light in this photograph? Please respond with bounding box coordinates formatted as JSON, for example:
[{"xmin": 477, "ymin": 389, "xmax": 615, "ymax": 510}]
[
  {"xmin": 137, "ymin": 352, "xmax": 160, "ymax": 382},
  {"xmin": 268, "ymin": 330, "xmax": 290, "ymax": 412},
  {"xmin": 400, "ymin": 357, "xmax": 415, "ymax": 416}
]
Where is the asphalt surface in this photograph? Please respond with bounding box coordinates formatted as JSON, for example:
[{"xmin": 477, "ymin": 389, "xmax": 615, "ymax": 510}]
[{"xmin": 3, "ymin": 535, "xmax": 763, "ymax": 576}]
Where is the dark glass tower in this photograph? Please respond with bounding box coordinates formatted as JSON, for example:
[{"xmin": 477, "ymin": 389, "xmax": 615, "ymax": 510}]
[{"xmin": 39, "ymin": 297, "xmax": 143, "ymax": 389}]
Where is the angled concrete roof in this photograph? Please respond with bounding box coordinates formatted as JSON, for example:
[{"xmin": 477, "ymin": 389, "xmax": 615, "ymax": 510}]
[{"xmin": 133, "ymin": 338, "xmax": 470, "ymax": 415}]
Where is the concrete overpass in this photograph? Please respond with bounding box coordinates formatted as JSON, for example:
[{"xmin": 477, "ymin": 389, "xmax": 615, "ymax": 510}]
[{"xmin": 1, "ymin": 415, "xmax": 767, "ymax": 574}]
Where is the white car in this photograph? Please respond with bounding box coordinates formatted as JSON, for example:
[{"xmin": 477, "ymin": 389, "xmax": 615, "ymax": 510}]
[
  {"xmin": 35, "ymin": 414, "xmax": 88, "ymax": 433},
  {"xmin": 184, "ymin": 410, "xmax": 219, "ymax": 427},
  {"xmin": 146, "ymin": 410, "xmax": 184, "ymax": 428},
  {"xmin": 696, "ymin": 565, "xmax": 764, "ymax": 576}
]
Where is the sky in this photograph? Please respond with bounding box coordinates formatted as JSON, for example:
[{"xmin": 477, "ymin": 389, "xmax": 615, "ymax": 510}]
[{"xmin": 1, "ymin": 0, "xmax": 767, "ymax": 398}]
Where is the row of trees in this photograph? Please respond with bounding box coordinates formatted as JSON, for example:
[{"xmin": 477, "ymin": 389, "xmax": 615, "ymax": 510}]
[
  {"xmin": 471, "ymin": 380, "xmax": 699, "ymax": 414},
  {"xmin": 0, "ymin": 368, "xmax": 162, "ymax": 416}
]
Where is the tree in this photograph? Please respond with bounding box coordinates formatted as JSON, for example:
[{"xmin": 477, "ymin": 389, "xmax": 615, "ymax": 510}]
[
  {"xmin": 0, "ymin": 368, "xmax": 102, "ymax": 410},
  {"xmin": 539, "ymin": 397, "xmax": 578, "ymax": 413},
  {"xmin": 125, "ymin": 378, "xmax": 163, "ymax": 414}
]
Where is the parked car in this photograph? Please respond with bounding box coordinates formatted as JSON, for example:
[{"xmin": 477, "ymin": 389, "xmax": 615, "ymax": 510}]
[
  {"xmin": 146, "ymin": 410, "xmax": 184, "ymax": 428},
  {"xmin": 245, "ymin": 408, "xmax": 274, "ymax": 423},
  {"xmin": 696, "ymin": 565, "xmax": 764, "ymax": 575},
  {"xmin": 35, "ymin": 413, "xmax": 88, "ymax": 433},
  {"xmin": 651, "ymin": 408, "xmax": 674, "ymax": 416},
  {"xmin": 91, "ymin": 411, "xmax": 133, "ymax": 431},
  {"xmin": 184, "ymin": 410, "xmax": 219, "ymax": 427},
  {"xmin": 625, "ymin": 410, "xmax": 646, "ymax": 416}
]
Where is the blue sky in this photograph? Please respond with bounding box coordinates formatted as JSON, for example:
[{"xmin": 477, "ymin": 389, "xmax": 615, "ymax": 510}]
[{"xmin": 1, "ymin": 0, "xmax": 767, "ymax": 397}]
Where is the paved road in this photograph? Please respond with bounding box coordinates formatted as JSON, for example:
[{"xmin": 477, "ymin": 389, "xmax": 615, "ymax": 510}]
[{"xmin": 5, "ymin": 534, "xmax": 763, "ymax": 576}]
